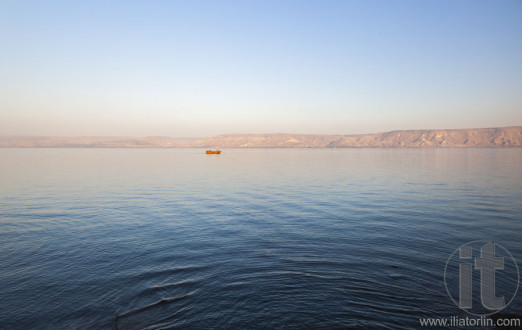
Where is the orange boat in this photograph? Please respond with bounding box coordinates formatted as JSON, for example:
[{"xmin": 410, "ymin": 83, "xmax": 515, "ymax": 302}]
[{"xmin": 206, "ymin": 150, "xmax": 221, "ymax": 154}]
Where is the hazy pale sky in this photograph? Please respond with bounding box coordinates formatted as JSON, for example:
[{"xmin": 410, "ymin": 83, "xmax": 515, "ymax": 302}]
[{"xmin": 1, "ymin": 0, "xmax": 521, "ymax": 137}]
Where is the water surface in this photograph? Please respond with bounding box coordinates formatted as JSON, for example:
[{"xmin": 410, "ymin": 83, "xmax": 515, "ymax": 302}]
[{"xmin": 0, "ymin": 148, "xmax": 521, "ymax": 328}]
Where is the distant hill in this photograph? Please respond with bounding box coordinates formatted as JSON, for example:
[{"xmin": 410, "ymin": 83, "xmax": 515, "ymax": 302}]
[
  {"xmin": 1, "ymin": 127, "xmax": 521, "ymax": 148},
  {"xmin": 189, "ymin": 133, "xmax": 345, "ymax": 148},
  {"xmin": 0, "ymin": 136, "xmax": 197, "ymax": 148},
  {"xmin": 190, "ymin": 127, "xmax": 522, "ymax": 148}
]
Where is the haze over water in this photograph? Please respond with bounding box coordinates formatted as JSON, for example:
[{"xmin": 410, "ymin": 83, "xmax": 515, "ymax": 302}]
[{"xmin": 1, "ymin": 148, "xmax": 521, "ymax": 328}]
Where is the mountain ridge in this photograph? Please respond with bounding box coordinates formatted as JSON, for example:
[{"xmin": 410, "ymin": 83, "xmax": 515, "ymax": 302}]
[{"xmin": 1, "ymin": 126, "xmax": 521, "ymax": 148}]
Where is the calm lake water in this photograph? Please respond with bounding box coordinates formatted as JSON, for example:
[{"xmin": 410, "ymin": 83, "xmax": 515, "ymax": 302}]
[{"xmin": 1, "ymin": 148, "xmax": 521, "ymax": 329}]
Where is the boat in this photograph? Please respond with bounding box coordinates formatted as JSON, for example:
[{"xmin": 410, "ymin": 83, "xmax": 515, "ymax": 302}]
[{"xmin": 206, "ymin": 149, "xmax": 221, "ymax": 154}]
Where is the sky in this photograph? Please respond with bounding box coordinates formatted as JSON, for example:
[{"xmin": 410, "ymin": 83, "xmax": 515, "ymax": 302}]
[{"xmin": 1, "ymin": 0, "xmax": 521, "ymax": 137}]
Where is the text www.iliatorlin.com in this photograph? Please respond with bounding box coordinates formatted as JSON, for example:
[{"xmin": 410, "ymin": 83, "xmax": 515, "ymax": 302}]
[{"xmin": 419, "ymin": 316, "xmax": 520, "ymax": 327}]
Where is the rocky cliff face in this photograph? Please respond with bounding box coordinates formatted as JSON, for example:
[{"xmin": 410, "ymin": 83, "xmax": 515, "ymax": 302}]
[
  {"xmin": 328, "ymin": 126, "xmax": 522, "ymax": 147},
  {"xmin": 1, "ymin": 127, "xmax": 521, "ymax": 148}
]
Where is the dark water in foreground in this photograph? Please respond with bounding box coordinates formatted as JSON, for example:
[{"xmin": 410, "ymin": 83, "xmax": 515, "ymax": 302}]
[{"xmin": 0, "ymin": 148, "xmax": 521, "ymax": 329}]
